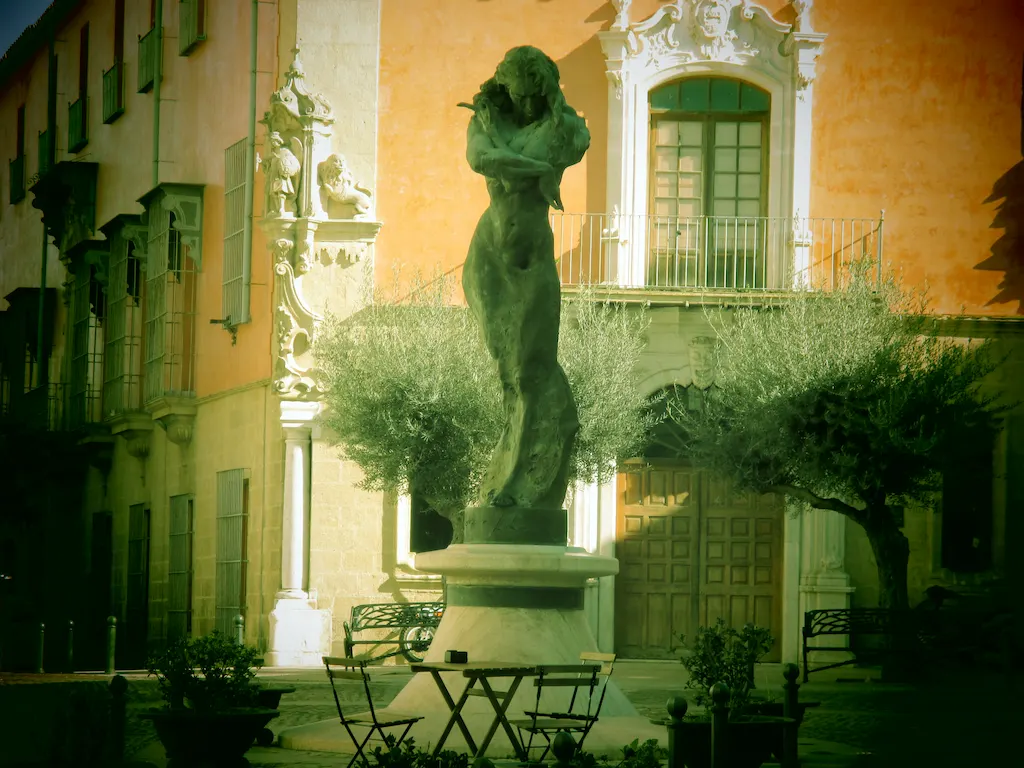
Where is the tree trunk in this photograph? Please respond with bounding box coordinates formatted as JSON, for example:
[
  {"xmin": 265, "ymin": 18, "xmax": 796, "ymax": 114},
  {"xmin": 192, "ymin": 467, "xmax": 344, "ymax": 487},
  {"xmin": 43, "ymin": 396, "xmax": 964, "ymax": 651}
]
[{"xmin": 863, "ymin": 508, "xmax": 911, "ymax": 611}]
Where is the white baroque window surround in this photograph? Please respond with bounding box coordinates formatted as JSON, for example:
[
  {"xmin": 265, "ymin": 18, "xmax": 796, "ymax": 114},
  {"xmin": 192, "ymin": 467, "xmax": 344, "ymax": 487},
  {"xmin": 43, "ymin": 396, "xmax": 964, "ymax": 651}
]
[{"xmin": 598, "ymin": 0, "xmax": 825, "ymax": 287}]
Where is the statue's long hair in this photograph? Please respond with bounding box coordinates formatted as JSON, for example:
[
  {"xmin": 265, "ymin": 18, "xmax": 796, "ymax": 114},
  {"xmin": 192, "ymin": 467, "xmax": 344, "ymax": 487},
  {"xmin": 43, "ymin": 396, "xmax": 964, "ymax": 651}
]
[{"xmin": 463, "ymin": 46, "xmax": 569, "ymax": 138}]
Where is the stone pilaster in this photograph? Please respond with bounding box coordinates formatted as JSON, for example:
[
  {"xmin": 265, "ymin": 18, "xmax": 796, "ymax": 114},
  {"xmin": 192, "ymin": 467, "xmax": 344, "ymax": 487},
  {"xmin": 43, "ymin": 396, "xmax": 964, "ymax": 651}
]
[{"xmin": 799, "ymin": 505, "xmax": 856, "ymax": 662}]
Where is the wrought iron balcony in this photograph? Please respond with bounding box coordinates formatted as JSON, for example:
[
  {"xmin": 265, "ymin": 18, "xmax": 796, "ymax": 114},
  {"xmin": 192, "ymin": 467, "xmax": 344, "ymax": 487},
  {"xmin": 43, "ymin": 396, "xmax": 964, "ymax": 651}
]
[
  {"xmin": 138, "ymin": 27, "xmax": 159, "ymax": 93},
  {"xmin": 68, "ymin": 97, "xmax": 88, "ymax": 153},
  {"xmin": 9, "ymin": 154, "xmax": 25, "ymax": 203},
  {"xmin": 102, "ymin": 60, "xmax": 125, "ymax": 123},
  {"xmin": 178, "ymin": 0, "xmax": 206, "ymax": 56},
  {"xmin": 550, "ymin": 212, "xmax": 884, "ymax": 296}
]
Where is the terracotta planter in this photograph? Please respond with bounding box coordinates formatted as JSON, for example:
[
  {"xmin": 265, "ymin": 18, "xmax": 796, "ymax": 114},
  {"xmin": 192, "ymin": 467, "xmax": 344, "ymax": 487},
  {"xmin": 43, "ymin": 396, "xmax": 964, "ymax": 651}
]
[
  {"xmin": 674, "ymin": 715, "xmax": 791, "ymax": 768},
  {"xmin": 140, "ymin": 708, "xmax": 280, "ymax": 768}
]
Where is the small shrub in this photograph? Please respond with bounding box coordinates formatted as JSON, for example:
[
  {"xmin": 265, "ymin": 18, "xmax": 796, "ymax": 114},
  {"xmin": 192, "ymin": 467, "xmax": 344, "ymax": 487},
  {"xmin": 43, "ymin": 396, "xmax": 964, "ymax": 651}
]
[
  {"xmin": 146, "ymin": 631, "xmax": 263, "ymax": 712},
  {"xmin": 680, "ymin": 619, "xmax": 775, "ymax": 715}
]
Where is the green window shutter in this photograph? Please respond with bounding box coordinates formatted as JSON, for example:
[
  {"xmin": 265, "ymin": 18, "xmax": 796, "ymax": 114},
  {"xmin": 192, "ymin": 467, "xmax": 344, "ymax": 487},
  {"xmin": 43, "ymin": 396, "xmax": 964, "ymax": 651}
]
[
  {"xmin": 167, "ymin": 494, "xmax": 194, "ymax": 641},
  {"xmin": 215, "ymin": 469, "xmax": 248, "ymax": 635},
  {"xmin": 222, "ymin": 138, "xmax": 249, "ymax": 326}
]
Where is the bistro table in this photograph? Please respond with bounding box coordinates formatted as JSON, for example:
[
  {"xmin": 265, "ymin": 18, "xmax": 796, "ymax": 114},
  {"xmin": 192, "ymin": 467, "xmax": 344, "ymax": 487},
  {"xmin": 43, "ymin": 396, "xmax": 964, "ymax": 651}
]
[{"xmin": 409, "ymin": 661, "xmax": 541, "ymax": 760}]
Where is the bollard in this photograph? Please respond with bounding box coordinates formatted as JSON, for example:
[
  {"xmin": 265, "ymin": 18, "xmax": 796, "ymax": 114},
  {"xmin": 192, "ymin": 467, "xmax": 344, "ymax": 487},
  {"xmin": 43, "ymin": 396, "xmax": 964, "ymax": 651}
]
[
  {"xmin": 36, "ymin": 622, "xmax": 45, "ymax": 674},
  {"xmin": 106, "ymin": 616, "xmax": 117, "ymax": 675},
  {"xmin": 782, "ymin": 662, "xmax": 801, "ymax": 768},
  {"xmin": 664, "ymin": 695, "xmax": 688, "ymax": 768},
  {"xmin": 234, "ymin": 614, "xmax": 244, "ymax": 645},
  {"xmin": 710, "ymin": 682, "xmax": 730, "ymax": 768},
  {"xmin": 551, "ymin": 730, "xmax": 577, "ymax": 768},
  {"xmin": 109, "ymin": 674, "xmax": 128, "ymax": 765},
  {"xmin": 66, "ymin": 620, "xmax": 74, "ymax": 673}
]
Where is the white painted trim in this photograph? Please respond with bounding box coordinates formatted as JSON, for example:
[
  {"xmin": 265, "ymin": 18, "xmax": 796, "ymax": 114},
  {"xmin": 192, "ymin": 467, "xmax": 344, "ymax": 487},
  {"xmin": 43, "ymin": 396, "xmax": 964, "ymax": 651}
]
[
  {"xmin": 395, "ymin": 492, "xmax": 444, "ymax": 583},
  {"xmin": 598, "ymin": 0, "xmax": 826, "ymax": 290}
]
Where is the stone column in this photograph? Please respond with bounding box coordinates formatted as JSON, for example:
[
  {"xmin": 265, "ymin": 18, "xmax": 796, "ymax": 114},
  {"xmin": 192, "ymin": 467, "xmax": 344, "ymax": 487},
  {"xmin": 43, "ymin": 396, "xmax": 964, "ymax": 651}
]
[
  {"xmin": 266, "ymin": 400, "xmax": 331, "ymax": 666},
  {"xmin": 799, "ymin": 506, "xmax": 856, "ymax": 663}
]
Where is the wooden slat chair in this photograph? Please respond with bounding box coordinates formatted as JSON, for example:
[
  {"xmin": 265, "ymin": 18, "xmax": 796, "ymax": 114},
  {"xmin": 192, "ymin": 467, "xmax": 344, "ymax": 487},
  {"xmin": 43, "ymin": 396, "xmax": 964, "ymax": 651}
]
[
  {"xmin": 322, "ymin": 656, "xmax": 423, "ymax": 768},
  {"xmin": 511, "ymin": 652, "xmax": 617, "ymax": 760}
]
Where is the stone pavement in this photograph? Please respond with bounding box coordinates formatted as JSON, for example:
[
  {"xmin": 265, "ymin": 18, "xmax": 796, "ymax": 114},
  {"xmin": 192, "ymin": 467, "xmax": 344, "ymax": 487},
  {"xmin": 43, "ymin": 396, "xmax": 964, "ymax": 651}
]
[{"xmin": 4, "ymin": 661, "xmax": 1020, "ymax": 767}]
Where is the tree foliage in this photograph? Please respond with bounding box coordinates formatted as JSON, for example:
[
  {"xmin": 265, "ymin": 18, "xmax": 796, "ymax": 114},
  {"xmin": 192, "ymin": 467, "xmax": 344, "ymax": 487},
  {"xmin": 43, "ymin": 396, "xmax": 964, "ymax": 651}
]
[
  {"xmin": 314, "ymin": 272, "xmax": 656, "ymax": 523},
  {"xmin": 667, "ymin": 264, "xmax": 1005, "ymax": 511},
  {"xmin": 664, "ymin": 263, "xmax": 1008, "ymax": 608}
]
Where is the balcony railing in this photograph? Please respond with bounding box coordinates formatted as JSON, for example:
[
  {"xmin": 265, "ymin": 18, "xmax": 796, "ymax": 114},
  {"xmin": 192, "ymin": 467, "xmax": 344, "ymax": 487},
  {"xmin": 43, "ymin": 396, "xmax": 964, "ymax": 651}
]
[
  {"xmin": 550, "ymin": 212, "xmax": 884, "ymax": 294},
  {"xmin": 68, "ymin": 96, "xmax": 88, "ymax": 153},
  {"xmin": 38, "ymin": 130, "xmax": 50, "ymax": 177},
  {"xmin": 22, "ymin": 382, "xmax": 69, "ymax": 432},
  {"xmin": 102, "ymin": 60, "xmax": 125, "ymax": 123},
  {"xmin": 9, "ymin": 154, "xmax": 25, "ymax": 203},
  {"xmin": 138, "ymin": 27, "xmax": 159, "ymax": 93},
  {"xmin": 178, "ymin": 0, "xmax": 206, "ymax": 56}
]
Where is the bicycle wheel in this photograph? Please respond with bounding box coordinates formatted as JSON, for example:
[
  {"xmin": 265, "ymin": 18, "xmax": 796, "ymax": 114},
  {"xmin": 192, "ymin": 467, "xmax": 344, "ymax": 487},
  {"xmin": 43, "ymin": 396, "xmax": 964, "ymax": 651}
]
[{"xmin": 400, "ymin": 625, "xmax": 435, "ymax": 663}]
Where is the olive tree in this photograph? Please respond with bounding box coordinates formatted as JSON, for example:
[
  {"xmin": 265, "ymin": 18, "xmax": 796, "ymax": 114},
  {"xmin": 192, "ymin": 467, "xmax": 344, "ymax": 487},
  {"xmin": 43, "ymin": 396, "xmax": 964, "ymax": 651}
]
[
  {"xmin": 665, "ymin": 265, "xmax": 1005, "ymax": 609},
  {"xmin": 314, "ymin": 272, "xmax": 656, "ymax": 542}
]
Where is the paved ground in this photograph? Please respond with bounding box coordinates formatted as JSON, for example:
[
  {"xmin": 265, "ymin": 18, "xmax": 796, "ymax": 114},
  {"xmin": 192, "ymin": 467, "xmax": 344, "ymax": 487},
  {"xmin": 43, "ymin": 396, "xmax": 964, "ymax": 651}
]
[{"xmin": 3, "ymin": 661, "xmax": 1021, "ymax": 767}]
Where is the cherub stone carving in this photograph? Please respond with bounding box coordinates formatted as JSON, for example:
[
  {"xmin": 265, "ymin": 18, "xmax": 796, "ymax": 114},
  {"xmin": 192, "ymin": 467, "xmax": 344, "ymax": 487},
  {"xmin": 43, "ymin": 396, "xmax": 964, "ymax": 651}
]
[
  {"xmin": 459, "ymin": 46, "xmax": 590, "ymax": 512},
  {"xmin": 264, "ymin": 132, "xmax": 302, "ymax": 217},
  {"xmin": 317, "ymin": 153, "xmax": 374, "ymax": 219}
]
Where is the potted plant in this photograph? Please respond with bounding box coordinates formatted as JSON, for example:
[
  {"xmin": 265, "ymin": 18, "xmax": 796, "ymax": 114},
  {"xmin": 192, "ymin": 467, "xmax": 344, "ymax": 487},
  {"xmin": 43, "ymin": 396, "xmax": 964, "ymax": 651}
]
[
  {"xmin": 140, "ymin": 630, "xmax": 279, "ymax": 768},
  {"xmin": 673, "ymin": 619, "xmax": 789, "ymax": 768}
]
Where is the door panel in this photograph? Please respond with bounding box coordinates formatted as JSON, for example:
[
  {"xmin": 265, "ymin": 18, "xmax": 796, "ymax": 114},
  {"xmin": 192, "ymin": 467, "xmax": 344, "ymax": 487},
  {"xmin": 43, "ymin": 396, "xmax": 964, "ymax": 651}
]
[
  {"xmin": 615, "ymin": 463, "xmax": 699, "ymax": 659},
  {"xmin": 615, "ymin": 462, "xmax": 784, "ymax": 661}
]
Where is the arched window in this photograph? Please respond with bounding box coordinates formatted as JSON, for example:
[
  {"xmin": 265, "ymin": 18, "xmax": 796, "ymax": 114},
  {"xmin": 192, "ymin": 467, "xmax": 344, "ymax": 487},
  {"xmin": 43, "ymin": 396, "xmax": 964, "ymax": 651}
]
[{"xmin": 648, "ymin": 77, "xmax": 771, "ymax": 289}]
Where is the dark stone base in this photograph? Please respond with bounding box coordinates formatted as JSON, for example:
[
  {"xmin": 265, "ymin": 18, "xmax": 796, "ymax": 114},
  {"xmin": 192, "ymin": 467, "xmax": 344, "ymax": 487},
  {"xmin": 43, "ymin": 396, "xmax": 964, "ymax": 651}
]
[
  {"xmin": 463, "ymin": 506, "xmax": 568, "ymax": 545},
  {"xmin": 447, "ymin": 585, "xmax": 585, "ymax": 610}
]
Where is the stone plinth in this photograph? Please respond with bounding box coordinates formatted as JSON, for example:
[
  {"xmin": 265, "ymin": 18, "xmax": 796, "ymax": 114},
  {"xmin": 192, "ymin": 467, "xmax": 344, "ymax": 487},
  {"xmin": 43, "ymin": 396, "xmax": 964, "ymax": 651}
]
[
  {"xmin": 279, "ymin": 538, "xmax": 643, "ymax": 757},
  {"xmin": 265, "ymin": 597, "xmax": 333, "ymax": 667}
]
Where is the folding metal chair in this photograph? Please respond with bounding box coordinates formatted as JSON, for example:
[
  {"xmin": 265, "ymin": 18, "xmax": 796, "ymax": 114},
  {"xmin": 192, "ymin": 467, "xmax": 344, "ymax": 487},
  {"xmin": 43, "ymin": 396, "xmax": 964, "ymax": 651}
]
[
  {"xmin": 510, "ymin": 652, "xmax": 617, "ymax": 760},
  {"xmin": 323, "ymin": 655, "xmax": 423, "ymax": 768}
]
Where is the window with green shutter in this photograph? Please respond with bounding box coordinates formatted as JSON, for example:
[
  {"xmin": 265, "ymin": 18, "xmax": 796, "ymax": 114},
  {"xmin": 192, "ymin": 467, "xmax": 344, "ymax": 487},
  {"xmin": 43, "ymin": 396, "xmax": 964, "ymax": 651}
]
[
  {"xmin": 216, "ymin": 469, "xmax": 249, "ymax": 636},
  {"xmin": 222, "ymin": 138, "xmax": 249, "ymax": 326}
]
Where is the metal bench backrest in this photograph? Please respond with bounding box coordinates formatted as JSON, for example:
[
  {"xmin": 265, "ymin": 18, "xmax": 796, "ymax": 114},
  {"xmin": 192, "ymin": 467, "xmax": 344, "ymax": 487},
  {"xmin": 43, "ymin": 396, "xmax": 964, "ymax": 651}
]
[
  {"xmin": 349, "ymin": 602, "xmax": 444, "ymax": 632},
  {"xmin": 323, "ymin": 656, "xmax": 380, "ymax": 725},
  {"xmin": 804, "ymin": 609, "xmax": 895, "ymax": 637}
]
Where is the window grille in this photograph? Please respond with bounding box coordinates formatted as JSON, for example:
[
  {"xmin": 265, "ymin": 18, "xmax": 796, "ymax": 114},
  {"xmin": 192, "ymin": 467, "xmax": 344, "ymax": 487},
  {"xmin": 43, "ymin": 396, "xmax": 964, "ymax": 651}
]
[
  {"xmin": 102, "ymin": 59, "xmax": 125, "ymax": 123},
  {"xmin": 178, "ymin": 0, "xmax": 207, "ymax": 56},
  {"xmin": 138, "ymin": 27, "xmax": 158, "ymax": 93},
  {"xmin": 143, "ymin": 204, "xmax": 197, "ymax": 403},
  {"xmin": 126, "ymin": 504, "xmax": 151, "ymax": 657},
  {"xmin": 69, "ymin": 266, "xmax": 105, "ymax": 429},
  {"xmin": 215, "ymin": 470, "xmax": 248, "ymax": 635},
  {"xmin": 103, "ymin": 231, "xmax": 143, "ymax": 416},
  {"xmin": 222, "ymin": 138, "xmax": 249, "ymax": 325},
  {"xmin": 68, "ymin": 97, "xmax": 88, "ymax": 153},
  {"xmin": 167, "ymin": 494, "xmax": 194, "ymax": 641}
]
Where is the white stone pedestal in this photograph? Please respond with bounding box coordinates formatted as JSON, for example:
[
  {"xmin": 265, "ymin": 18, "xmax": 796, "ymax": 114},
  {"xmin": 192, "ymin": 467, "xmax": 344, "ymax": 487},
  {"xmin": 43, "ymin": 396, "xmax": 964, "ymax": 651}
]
[
  {"xmin": 387, "ymin": 543, "xmax": 637, "ymax": 753},
  {"xmin": 265, "ymin": 597, "xmax": 333, "ymax": 666}
]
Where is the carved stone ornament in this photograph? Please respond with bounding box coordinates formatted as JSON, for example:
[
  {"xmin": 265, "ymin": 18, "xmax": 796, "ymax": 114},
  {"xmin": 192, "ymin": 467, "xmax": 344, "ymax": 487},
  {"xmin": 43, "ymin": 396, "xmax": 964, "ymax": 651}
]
[
  {"xmin": 109, "ymin": 412, "xmax": 155, "ymax": 459},
  {"xmin": 317, "ymin": 154, "xmax": 374, "ymax": 220},
  {"xmin": 610, "ymin": 0, "xmax": 632, "ymax": 30},
  {"xmin": 688, "ymin": 335, "xmax": 717, "ymax": 389},
  {"xmin": 147, "ymin": 396, "xmax": 197, "ymax": 447}
]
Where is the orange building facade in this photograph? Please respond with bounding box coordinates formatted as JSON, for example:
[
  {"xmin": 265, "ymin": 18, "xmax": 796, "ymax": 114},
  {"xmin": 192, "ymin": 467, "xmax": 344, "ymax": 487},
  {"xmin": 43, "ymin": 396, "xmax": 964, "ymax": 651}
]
[{"xmin": 0, "ymin": 0, "xmax": 1021, "ymax": 670}]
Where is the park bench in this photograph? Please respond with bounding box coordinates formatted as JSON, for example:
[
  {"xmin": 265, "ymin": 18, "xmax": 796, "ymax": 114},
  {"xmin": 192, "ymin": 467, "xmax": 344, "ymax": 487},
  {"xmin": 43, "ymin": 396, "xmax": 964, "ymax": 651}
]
[
  {"xmin": 343, "ymin": 601, "xmax": 444, "ymax": 664},
  {"xmin": 802, "ymin": 604, "xmax": 1014, "ymax": 681}
]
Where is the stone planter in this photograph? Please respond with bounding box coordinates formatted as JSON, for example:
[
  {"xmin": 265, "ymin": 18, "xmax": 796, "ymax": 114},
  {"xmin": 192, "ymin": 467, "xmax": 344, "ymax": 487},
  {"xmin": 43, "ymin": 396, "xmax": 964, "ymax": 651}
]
[
  {"xmin": 254, "ymin": 686, "xmax": 295, "ymax": 747},
  {"xmin": 140, "ymin": 708, "xmax": 280, "ymax": 768},
  {"xmin": 744, "ymin": 701, "xmax": 820, "ymax": 761},
  {"xmin": 674, "ymin": 715, "xmax": 791, "ymax": 768}
]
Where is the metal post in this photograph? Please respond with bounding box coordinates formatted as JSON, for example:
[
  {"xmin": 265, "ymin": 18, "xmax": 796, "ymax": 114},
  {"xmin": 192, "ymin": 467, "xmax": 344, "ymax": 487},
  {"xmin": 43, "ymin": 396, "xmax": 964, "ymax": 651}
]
[
  {"xmin": 875, "ymin": 209, "xmax": 885, "ymax": 287},
  {"xmin": 36, "ymin": 622, "xmax": 45, "ymax": 673},
  {"xmin": 234, "ymin": 615, "xmax": 244, "ymax": 645},
  {"xmin": 105, "ymin": 616, "xmax": 117, "ymax": 675},
  {"xmin": 782, "ymin": 663, "xmax": 801, "ymax": 768},
  {"xmin": 109, "ymin": 674, "xmax": 128, "ymax": 765},
  {"xmin": 665, "ymin": 696, "xmax": 688, "ymax": 768},
  {"xmin": 710, "ymin": 682, "xmax": 730, "ymax": 768},
  {"xmin": 65, "ymin": 619, "xmax": 74, "ymax": 673}
]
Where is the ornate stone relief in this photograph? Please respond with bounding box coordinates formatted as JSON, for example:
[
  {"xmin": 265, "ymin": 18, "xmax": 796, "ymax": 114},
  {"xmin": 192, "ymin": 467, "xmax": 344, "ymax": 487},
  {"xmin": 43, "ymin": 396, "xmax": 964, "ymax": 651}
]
[
  {"xmin": 688, "ymin": 335, "xmax": 717, "ymax": 389},
  {"xmin": 109, "ymin": 412, "xmax": 155, "ymax": 459},
  {"xmin": 610, "ymin": 0, "xmax": 632, "ymax": 31},
  {"xmin": 261, "ymin": 48, "xmax": 383, "ymax": 401},
  {"xmin": 147, "ymin": 396, "xmax": 198, "ymax": 447}
]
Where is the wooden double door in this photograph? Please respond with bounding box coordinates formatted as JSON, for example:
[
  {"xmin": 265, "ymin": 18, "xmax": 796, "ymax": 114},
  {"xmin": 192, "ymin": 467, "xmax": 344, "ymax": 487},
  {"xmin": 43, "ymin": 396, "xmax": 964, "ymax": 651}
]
[{"xmin": 614, "ymin": 461, "xmax": 783, "ymax": 660}]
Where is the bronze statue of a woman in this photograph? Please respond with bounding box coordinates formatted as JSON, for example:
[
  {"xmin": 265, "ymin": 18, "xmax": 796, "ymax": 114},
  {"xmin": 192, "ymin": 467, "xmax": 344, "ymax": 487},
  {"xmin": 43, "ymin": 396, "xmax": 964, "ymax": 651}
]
[{"xmin": 459, "ymin": 46, "xmax": 590, "ymax": 514}]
